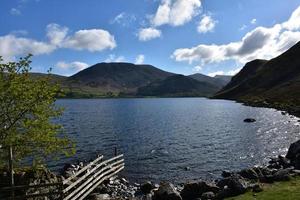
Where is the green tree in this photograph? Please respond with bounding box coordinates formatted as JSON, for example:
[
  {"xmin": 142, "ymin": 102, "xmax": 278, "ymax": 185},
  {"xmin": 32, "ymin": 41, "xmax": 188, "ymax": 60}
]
[{"xmin": 0, "ymin": 55, "xmax": 74, "ymax": 167}]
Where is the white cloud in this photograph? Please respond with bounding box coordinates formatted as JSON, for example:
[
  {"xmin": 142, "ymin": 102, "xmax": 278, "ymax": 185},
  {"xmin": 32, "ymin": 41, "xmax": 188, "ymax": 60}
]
[
  {"xmin": 46, "ymin": 23, "xmax": 68, "ymax": 46},
  {"xmin": 193, "ymin": 65, "xmax": 202, "ymax": 71},
  {"xmin": 208, "ymin": 71, "xmax": 224, "ymax": 77},
  {"xmin": 0, "ymin": 24, "xmax": 116, "ymax": 61},
  {"xmin": 10, "ymin": 8, "xmax": 21, "ymax": 15},
  {"xmin": 151, "ymin": 0, "xmax": 202, "ymax": 27},
  {"xmin": 63, "ymin": 29, "xmax": 116, "ymax": 52},
  {"xmin": 208, "ymin": 67, "xmax": 242, "ymax": 77},
  {"xmin": 56, "ymin": 61, "xmax": 89, "ymax": 71},
  {"xmin": 135, "ymin": 54, "xmax": 145, "ymax": 64},
  {"xmin": 105, "ymin": 54, "xmax": 126, "ymax": 62},
  {"xmin": 251, "ymin": 18, "xmax": 257, "ymax": 24},
  {"xmin": 197, "ymin": 14, "xmax": 217, "ymax": 33},
  {"xmin": 111, "ymin": 12, "xmax": 136, "ymax": 27},
  {"xmin": 138, "ymin": 27, "xmax": 162, "ymax": 41},
  {"xmin": 172, "ymin": 5, "xmax": 300, "ymax": 66},
  {"xmin": 0, "ymin": 35, "xmax": 55, "ymax": 61}
]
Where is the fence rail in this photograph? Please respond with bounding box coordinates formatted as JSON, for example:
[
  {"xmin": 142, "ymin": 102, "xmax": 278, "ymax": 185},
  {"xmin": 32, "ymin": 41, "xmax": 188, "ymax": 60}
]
[{"xmin": 0, "ymin": 154, "xmax": 125, "ymax": 200}]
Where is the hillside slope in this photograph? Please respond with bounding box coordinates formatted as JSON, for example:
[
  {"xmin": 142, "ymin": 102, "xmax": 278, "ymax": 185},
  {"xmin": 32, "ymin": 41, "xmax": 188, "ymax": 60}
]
[
  {"xmin": 137, "ymin": 74, "xmax": 220, "ymax": 97},
  {"xmin": 189, "ymin": 73, "xmax": 231, "ymax": 89},
  {"xmin": 64, "ymin": 62, "xmax": 175, "ymax": 97},
  {"xmin": 215, "ymin": 41, "xmax": 300, "ymax": 116}
]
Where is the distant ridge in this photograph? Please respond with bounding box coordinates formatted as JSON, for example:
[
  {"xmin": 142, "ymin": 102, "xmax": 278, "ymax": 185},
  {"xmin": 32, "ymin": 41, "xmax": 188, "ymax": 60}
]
[
  {"xmin": 137, "ymin": 74, "xmax": 220, "ymax": 97},
  {"xmin": 189, "ymin": 73, "xmax": 232, "ymax": 89},
  {"xmin": 215, "ymin": 41, "xmax": 300, "ymax": 116}
]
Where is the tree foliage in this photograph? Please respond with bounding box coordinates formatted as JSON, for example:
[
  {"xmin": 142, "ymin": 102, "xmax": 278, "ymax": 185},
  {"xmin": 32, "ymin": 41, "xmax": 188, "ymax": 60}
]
[{"xmin": 0, "ymin": 55, "xmax": 74, "ymax": 166}]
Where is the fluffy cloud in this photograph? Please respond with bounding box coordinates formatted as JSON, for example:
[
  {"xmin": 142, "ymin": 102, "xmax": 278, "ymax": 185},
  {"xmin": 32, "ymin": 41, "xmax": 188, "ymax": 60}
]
[
  {"xmin": 56, "ymin": 61, "xmax": 89, "ymax": 71},
  {"xmin": 197, "ymin": 14, "xmax": 217, "ymax": 33},
  {"xmin": 135, "ymin": 54, "xmax": 145, "ymax": 64},
  {"xmin": 105, "ymin": 54, "xmax": 126, "ymax": 62},
  {"xmin": 0, "ymin": 35, "xmax": 55, "ymax": 61},
  {"xmin": 63, "ymin": 29, "xmax": 116, "ymax": 51},
  {"xmin": 152, "ymin": 0, "xmax": 201, "ymax": 27},
  {"xmin": 172, "ymin": 6, "xmax": 300, "ymax": 66},
  {"xmin": 138, "ymin": 28, "xmax": 162, "ymax": 41},
  {"xmin": 0, "ymin": 24, "xmax": 116, "ymax": 61},
  {"xmin": 46, "ymin": 24, "xmax": 69, "ymax": 46}
]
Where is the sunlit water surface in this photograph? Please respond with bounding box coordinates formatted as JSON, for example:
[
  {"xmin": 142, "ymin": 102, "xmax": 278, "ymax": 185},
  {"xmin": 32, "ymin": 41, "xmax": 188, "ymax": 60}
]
[{"xmin": 49, "ymin": 98, "xmax": 300, "ymax": 183}]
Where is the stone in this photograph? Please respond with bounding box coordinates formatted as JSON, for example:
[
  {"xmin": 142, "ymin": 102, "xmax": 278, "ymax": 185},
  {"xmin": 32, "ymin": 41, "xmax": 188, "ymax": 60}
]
[
  {"xmin": 89, "ymin": 193, "xmax": 110, "ymax": 200},
  {"xmin": 217, "ymin": 175, "xmax": 247, "ymax": 198},
  {"xmin": 141, "ymin": 181, "xmax": 154, "ymax": 194},
  {"xmin": 221, "ymin": 170, "xmax": 232, "ymax": 178},
  {"xmin": 201, "ymin": 191, "xmax": 216, "ymax": 200},
  {"xmin": 243, "ymin": 118, "xmax": 256, "ymax": 123},
  {"xmin": 180, "ymin": 181, "xmax": 219, "ymax": 200},
  {"xmin": 238, "ymin": 168, "xmax": 259, "ymax": 180},
  {"xmin": 153, "ymin": 182, "xmax": 182, "ymax": 200},
  {"xmin": 252, "ymin": 184, "xmax": 263, "ymax": 193},
  {"xmin": 272, "ymin": 169, "xmax": 291, "ymax": 181},
  {"xmin": 286, "ymin": 140, "xmax": 300, "ymax": 161}
]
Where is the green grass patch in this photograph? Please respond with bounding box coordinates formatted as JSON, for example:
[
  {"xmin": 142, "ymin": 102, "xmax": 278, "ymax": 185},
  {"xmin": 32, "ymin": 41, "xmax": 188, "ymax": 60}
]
[{"xmin": 227, "ymin": 177, "xmax": 300, "ymax": 200}]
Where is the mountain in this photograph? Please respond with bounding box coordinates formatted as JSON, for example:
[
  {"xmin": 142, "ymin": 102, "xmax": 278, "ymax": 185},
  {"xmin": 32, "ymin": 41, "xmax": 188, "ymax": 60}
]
[
  {"xmin": 215, "ymin": 41, "xmax": 300, "ymax": 116},
  {"xmin": 64, "ymin": 62, "xmax": 175, "ymax": 97},
  {"xmin": 189, "ymin": 73, "xmax": 232, "ymax": 89},
  {"xmin": 214, "ymin": 75, "xmax": 232, "ymax": 86},
  {"xmin": 137, "ymin": 74, "xmax": 220, "ymax": 97}
]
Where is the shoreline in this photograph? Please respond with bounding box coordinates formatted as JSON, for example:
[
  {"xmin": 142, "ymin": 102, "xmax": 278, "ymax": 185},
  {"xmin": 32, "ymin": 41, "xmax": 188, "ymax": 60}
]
[{"xmin": 2, "ymin": 140, "xmax": 298, "ymax": 200}]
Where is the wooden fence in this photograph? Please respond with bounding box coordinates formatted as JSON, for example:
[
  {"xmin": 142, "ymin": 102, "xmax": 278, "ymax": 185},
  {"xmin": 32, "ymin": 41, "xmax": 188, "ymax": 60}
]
[{"xmin": 0, "ymin": 154, "xmax": 125, "ymax": 200}]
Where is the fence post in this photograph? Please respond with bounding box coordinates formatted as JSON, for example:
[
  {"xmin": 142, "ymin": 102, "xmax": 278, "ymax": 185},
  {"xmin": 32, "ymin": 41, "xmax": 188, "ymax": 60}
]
[
  {"xmin": 8, "ymin": 145, "xmax": 15, "ymax": 200},
  {"xmin": 114, "ymin": 147, "xmax": 117, "ymax": 156}
]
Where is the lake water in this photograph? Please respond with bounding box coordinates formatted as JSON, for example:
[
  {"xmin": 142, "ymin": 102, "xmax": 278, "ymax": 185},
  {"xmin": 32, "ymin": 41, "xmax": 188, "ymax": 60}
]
[{"xmin": 51, "ymin": 98, "xmax": 300, "ymax": 183}]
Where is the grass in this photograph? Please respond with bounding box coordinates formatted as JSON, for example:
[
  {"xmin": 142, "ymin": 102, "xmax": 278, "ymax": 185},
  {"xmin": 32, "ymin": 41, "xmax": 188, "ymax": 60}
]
[{"xmin": 226, "ymin": 177, "xmax": 300, "ymax": 200}]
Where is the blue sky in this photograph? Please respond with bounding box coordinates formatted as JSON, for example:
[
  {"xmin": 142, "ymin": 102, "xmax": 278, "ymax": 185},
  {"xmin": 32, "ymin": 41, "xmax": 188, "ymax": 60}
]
[{"xmin": 1, "ymin": 0, "xmax": 300, "ymax": 76}]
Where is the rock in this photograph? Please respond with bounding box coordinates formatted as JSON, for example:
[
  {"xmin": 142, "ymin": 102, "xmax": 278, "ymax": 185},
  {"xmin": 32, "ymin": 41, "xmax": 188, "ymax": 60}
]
[
  {"xmin": 201, "ymin": 191, "xmax": 216, "ymax": 200},
  {"xmin": 252, "ymin": 184, "xmax": 263, "ymax": 193},
  {"xmin": 217, "ymin": 175, "xmax": 247, "ymax": 198},
  {"xmin": 243, "ymin": 118, "xmax": 256, "ymax": 123},
  {"xmin": 221, "ymin": 170, "xmax": 232, "ymax": 178},
  {"xmin": 238, "ymin": 168, "xmax": 259, "ymax": 180},
  {"xmin": 141, "ymin": 181, "xmax": 154, "ymax": 194},
  {"xmin": 286, "ymin": 140, "xmax": 300, "ymax": 161},
  {"xmin": 294, "ymin": 154, "xmax": 300, "ymax": 170},
  {"xmin": 153, "ymin": 182, "xmax": 182, "ymax": 200},
  {"xmin": 89, "ymin": 193, "xmax": 110, "ymax": 200},
  {"xmin": 272, "ymin": 169, "xmax": 291, "ymax": 181},
  {"xmin": 180, "ymin": 181, "xmax": 219, "ymax": 200}
]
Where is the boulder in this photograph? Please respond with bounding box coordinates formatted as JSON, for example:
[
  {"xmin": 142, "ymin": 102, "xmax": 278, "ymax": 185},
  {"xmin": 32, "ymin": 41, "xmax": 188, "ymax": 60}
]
[
  {"xmin": 180, "ymin": 181, "xmax": 219, "ymax": 200},
  {"xmin": 221, "ymin": 170, "xmax": 232, "ymax": 178},
  {"xmin": 217, "ymin": 175, "xmax": 247, "ymax": 198},
  {"xmin": 141, "ymin": 181, "xmax": 154, "ymax": 194},
  {"xmin": 252, "ymin": 184, "xmax": 263, "ymax": 193},
  {"xmin": 272, "ymin": 169, "xmax": 292, "ymax": 182},
  {"xmin": 238, "ymin": 168, "xmax": 259, "ymax": 180},
  {"xmin": 201, "ymin": 191, "xmax": 216, "ymax": 200},
  {"xmin": 286, "ymin": 140, "xmax": 300, "ymax": 161},
  {"xmin": 243, "ymin": 118, "xmax": 256, "ymax": 123},
  {"xmin": 153, "ymin": 182, "xmax": 182, "ymax": 200}
]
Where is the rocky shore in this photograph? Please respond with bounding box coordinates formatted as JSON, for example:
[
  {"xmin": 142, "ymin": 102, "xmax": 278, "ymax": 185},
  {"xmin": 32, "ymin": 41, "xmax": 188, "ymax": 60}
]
[
  {"xmin": 240, "ymin": 99, "xmax": 300, "ymax": 118},
  {"xmin": 63, "ymin": 139, "xmax": 300, "ymax": 200},
  {"xmin": 1, "ymin": 139, "xmax": 299, "ymax": 200}
]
